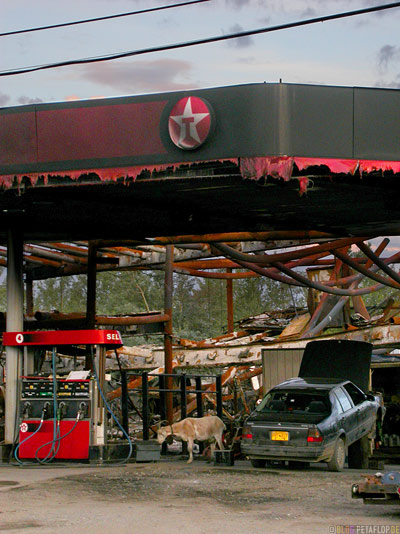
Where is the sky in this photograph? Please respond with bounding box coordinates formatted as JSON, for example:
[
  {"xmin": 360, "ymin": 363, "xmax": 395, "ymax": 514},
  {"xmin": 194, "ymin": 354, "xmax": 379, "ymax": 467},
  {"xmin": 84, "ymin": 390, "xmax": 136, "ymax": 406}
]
[{"xmin": 1, "ymin": 0, "xmax": 400, "ymax": 108}]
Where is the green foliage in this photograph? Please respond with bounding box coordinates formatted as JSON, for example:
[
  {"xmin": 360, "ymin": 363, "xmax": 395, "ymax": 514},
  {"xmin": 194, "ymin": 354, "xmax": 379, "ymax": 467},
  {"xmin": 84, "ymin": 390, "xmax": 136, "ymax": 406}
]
[
  {"xmin": 10, "ymin": 269, "xmax": 306, "ymax": 341},
  {"xmin": 34, "ymin": 275, "xmax": 87, "ymax": 313}
]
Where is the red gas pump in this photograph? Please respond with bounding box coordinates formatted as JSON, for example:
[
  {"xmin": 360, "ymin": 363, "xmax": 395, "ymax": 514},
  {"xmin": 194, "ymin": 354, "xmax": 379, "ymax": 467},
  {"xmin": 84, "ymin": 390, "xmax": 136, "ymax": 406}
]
[{"xmin": 3, "ymin": 330, "xmax": 123, "ymax": 462}]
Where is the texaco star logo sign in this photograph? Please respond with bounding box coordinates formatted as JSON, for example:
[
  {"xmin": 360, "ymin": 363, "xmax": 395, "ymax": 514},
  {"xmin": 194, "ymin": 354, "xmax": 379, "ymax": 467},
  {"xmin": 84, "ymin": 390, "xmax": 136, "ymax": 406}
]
[{"xmin": 168, "ymin": 96, "xmax": 213, "ymax": 150}]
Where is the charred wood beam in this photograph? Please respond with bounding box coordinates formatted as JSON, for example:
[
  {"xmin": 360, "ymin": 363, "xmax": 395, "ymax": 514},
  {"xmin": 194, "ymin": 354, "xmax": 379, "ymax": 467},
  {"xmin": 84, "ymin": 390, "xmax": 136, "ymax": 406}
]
[
  {"xmin": 37, "ymin": 242, "xmax": 89, "ymax": 257},
  {"xmin": 23, "ymin": 244, "xmax": 88, "ymax": 265}
]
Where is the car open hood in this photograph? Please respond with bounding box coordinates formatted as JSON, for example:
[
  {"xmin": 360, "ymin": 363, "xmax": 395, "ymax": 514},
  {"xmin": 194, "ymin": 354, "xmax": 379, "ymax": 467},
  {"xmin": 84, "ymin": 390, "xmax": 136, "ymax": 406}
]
[{"xmin": 299, "ymin": 340, "xmax": 372, "ymax": 392}]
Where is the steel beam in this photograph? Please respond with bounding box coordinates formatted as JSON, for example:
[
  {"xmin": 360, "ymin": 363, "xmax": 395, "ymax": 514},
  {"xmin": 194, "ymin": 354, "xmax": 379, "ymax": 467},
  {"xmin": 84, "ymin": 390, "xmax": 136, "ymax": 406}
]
[
  {"xmin": 226, "ymin": 269, "xmax": 234, "ymax": 333},
  {"xmin": 164, "ymin": 245, "xmax": 174, "ymax": 423},
  {"xmin": 5, "ymin": 229, "xmax": 24, "ymax": 444}
]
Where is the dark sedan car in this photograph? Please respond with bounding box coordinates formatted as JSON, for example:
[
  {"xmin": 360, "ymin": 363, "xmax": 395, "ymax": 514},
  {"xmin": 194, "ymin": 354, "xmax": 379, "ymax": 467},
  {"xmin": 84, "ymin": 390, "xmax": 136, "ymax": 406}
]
[
  {"xmin": 241, "ymin": 340, "xmax": 384, "ymax": 471},
  {"xmin": 241, "ymin": 377, "xmax": 381, "ymax": 471}
]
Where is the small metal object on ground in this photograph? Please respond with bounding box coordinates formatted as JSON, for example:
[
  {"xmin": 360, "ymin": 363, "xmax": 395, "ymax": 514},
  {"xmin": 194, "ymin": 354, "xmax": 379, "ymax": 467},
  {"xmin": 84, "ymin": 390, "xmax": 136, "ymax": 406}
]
[
  {"xmin": 214, "ymin": 450, "xmax": 234, "ymax": 466},
  {"xmin": 368, "ymin": 457, "xmax": 385, "ymax": 470},
  {"xmin": 135, "ymin": 440, "xmax": 161, "ymax": 463},
  {"xmin": 0, "ymin": 444, "xmax": 12, "ymax": 464}
]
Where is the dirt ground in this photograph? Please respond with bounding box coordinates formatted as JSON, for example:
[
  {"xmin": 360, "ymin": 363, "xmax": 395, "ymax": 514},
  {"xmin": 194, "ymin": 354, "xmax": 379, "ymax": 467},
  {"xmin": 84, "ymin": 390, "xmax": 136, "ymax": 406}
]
[{"xmin": 1, "ymin": 459, "xmax": 400, "ymax": 534}]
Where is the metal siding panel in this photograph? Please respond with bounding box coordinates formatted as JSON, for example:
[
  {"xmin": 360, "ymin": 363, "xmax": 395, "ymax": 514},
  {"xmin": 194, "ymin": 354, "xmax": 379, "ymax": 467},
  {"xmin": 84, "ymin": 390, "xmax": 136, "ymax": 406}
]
[
  {"xmin": 0, "ymin": 84, "xmax": 281, "ymax": 176},
  {"xmin": 284, "ymin": 350, "xmax": 292, "ymax": 380},
  {"xmin": 262, "ymin": 355, "xmax": 268, "ymax": 394},
  {"xmin": 281, "ymin": 84, "xmax": 354, "ymax": 158},
  {"xmin": 277, "ymin": 352, "xmax": 286, "ymax": 385},
  {"xmin": 262, "ymin": 349, "xmax": 305, "ymax": 392},
  {"xmin": 354, "ymin": 87, "xmax": 400, "ymax": 161},
  {"xmin": 269, "ymin": 353, "xmax": 278, "ymax": 392},
  {"xmin": 0, "ymin": 110, "xmax": 37, "ymax": 166},
  {"xmin": 292, "ymin": 351, "xmax": 303, "ymax": 377}
]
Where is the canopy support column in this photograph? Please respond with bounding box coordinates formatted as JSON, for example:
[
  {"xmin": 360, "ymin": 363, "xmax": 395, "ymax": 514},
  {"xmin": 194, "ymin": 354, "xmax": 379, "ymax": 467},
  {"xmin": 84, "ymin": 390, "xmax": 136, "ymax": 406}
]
[
  {"xmin": 5, "ymin": 229, "xmax": 24, "ymax": 444},
  {"xmin": 164, "ymin": 245, "xmax": 174, "ymax": 423},
  {"xmin": 85, "ymin": 241, "xmax": 97, "ymax": 369}
]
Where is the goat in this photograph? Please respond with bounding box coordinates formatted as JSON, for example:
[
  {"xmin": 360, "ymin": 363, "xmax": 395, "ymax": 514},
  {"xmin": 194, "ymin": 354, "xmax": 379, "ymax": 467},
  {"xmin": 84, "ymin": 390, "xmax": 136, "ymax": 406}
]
[{"xmin": 157, "ymin": 415, "xmax": 226, "ymax": 464}]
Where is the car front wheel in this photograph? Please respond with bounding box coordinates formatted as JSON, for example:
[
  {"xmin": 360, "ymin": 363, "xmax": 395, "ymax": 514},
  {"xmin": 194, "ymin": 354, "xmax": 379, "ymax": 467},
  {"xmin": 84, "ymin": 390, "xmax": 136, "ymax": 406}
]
[
  {"xmin": 327, "ymin": 438, "xmax": 346, "ymax": 472},
  {"xmin": 348, "ymin": 436, "xmax": 370, "ymax": 469}
]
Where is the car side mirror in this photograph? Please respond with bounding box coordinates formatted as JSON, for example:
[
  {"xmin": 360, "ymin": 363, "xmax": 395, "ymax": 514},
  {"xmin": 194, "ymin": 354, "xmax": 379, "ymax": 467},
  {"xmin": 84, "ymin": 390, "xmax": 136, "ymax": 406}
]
[{"xmin": 366, "ymin": 393, "xmax": 375, "ymax": 401}]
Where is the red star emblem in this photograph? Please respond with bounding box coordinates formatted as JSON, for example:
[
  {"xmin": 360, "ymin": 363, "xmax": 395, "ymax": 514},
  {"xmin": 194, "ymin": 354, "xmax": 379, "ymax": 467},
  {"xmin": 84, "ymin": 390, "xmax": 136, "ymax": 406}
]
[{"xmin": 168, "ymin": 96, "xmax": 212, "ymax": 150}]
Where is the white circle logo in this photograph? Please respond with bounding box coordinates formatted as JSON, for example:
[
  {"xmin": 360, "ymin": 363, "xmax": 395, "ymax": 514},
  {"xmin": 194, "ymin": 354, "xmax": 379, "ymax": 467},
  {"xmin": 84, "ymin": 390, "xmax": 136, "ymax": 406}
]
[
  {"xmin": 168, "ymin": 96, "xmax": 213, "ymax": 150},
  {"xmin": 16, "ymin": 333, "xmax": 24, "ymax": 344},
  {"xmin": 20, "ymin": 422, "xmax": 28, "ymax": 433}
]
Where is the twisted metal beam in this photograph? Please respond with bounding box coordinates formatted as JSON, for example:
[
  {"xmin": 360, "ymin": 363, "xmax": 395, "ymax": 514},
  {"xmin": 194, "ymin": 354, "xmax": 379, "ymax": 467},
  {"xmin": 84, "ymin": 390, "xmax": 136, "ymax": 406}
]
[
  {"xmin": 357, "ymin": 241, "xmax": 400, "ymax": 285},
  {"xmin": 213, "ymin": 237, "xmax": 369, "ymax": 265},
  {"xmin": 214, "ymin": 242, "xmax": 400, "ymax": 297},
  {"xmin": 301, "ymin": 239, "xmax": 390, "ymax": 338},
  {"xmin": 332, "ymin": 241, "xmax": 400, "ymax": 289}
]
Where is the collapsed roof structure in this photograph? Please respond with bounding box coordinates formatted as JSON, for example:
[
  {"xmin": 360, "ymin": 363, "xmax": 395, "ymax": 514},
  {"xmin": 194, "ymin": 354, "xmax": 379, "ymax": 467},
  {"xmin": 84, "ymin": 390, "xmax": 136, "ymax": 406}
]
[{"xmin": 1, "ymin": 81, "xmax": 400, "ymax": 441}]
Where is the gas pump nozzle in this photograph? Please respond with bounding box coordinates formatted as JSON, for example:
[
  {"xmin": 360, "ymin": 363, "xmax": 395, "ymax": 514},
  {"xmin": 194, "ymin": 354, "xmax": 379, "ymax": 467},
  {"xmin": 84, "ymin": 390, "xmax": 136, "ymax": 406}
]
[
  {"xmin": 22, "ymin": 402, "xmax": 32, "ymax": 417},
  {"xmin": 58, "ymin": 402, "xmax": 67, "ymax": 419},
  {"xmin": 42, "ymin": 401, "xmax": 52, "ymax": 419}
]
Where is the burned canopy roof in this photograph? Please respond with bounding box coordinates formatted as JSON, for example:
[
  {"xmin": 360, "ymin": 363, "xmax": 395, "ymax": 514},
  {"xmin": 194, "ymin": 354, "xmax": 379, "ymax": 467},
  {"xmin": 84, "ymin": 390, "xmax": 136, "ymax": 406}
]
[{"xmin": 0, "ymin": 82, "xmax": 400, "ymax": 242}]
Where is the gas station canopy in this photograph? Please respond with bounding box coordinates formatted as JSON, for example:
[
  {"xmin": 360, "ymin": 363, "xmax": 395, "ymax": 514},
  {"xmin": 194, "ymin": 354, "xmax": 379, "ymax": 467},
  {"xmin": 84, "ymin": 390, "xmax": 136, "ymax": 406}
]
[{"xmin": 1, "ymin": 82, "xmax": 400, "ymax": 243}]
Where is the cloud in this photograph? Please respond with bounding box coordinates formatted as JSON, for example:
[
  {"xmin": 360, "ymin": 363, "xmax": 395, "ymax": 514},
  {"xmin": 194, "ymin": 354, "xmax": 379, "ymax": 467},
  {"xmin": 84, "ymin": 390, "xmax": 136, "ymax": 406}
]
[
  {"xmin": 225, "ymin": 23, "xmax": 254, "ymax": 48},
  {"xmin": 375, "ymin": 75, "xmax": 400, "ymax": 89},
  {"xmin": 17, "ymin": 96, "xmax": 44, "ymax": 105},
  {"xmin": 0, "ymin": 93, "xmax": 10, "ymax": 107},
  {"xmin": 80, "ymin": 59, "xmax": 197, "ymax": 93},
  {"xmin": 377, "ymin": 45, "xmax": 400, "ymax": 73},
  {"xmin": 235, "ymin": 56, "xmax": 258, "ymax": 64},
  {"xmin": 224, "ymin": 0, "xmax": 257, "ymax": 7},
  {"xmin": 221, "ymin": 0, "xmax": 400, "ymax": 19},
  {"xmin": 301, "ymin": 7, "xmax": 317, "ymax": 17}
]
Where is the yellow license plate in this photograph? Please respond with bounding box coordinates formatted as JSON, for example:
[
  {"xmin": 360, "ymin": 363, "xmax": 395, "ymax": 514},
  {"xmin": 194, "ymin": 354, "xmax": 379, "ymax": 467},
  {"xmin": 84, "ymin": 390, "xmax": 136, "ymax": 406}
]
[{"xmin": 271, "ymin": 431, "xmax": 289, "ymax": 441}]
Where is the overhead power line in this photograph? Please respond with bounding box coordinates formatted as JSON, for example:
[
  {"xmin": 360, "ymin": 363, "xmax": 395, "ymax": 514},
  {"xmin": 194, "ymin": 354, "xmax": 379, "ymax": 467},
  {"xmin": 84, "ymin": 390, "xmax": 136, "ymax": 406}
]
[
  {"xmin": 1, "ymin": 1, "xmax": 400, "ymax": 77},
  {"xmin": 0, "ymin": 0, "xmax": 210, "ymax": 37}
]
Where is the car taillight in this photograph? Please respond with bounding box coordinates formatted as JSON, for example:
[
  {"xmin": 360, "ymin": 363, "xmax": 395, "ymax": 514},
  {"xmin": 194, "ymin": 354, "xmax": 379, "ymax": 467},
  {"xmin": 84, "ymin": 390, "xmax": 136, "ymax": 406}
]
[
  {"xmin": 307, "ymin": 427, "xmax": 323, "ymax": 443},
  {"xmin": 242, "ymin": 425, "xmax": 253, "ymax": 439}
]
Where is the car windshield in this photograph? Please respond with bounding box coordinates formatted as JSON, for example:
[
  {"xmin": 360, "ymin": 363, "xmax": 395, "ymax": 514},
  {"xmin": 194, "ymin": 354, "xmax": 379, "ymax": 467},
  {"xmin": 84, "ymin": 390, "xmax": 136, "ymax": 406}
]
[{"xmin": 256, "ymin": 389, "xmax": 331, "ymax": 415}]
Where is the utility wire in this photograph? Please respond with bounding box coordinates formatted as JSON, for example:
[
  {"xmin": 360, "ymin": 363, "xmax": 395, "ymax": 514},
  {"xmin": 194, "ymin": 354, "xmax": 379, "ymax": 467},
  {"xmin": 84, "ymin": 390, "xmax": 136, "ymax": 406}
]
[
  {"xmin": 1, "ymin": 1, "xmax": 400, "ymax": 77},
  {"xmin": 0, "ymin": 0, "xmax": 211, "ymax": 37}
]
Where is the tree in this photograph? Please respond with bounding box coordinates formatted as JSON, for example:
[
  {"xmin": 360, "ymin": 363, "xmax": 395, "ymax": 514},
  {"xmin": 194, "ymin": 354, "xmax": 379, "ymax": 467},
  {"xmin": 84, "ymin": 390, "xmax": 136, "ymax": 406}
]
[{"xmin": 0, "ymin": 266, "xmax": 306, "ymax": 341}]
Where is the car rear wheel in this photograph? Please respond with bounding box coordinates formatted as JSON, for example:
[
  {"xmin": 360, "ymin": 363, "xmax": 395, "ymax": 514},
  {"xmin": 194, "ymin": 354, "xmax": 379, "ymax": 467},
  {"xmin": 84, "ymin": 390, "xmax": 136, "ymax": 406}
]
[
  {"xmin": 250, "ymin": 458, "xmax": 267, "ymax": 468},
  {"xmin": 348, "ymin": 436, "xmax": 370, "ymax": 469},
  {"xmin": 328, "ymin": 438, "xmax": 345, "ymax": 472}
]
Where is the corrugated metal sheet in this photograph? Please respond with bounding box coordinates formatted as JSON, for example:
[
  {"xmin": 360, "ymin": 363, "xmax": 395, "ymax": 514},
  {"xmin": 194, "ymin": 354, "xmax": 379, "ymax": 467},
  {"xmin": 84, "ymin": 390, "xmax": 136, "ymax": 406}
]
[{"xmin": 262, "ymin": 349, "xmax": 304, "ymax": 393}]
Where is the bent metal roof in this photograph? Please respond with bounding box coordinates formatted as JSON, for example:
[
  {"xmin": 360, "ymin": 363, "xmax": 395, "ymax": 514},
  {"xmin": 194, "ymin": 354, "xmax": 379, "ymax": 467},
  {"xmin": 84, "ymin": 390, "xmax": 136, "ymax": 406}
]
[{"xmin": 0, "ymin": 82, "xmax": 400, "ymax": 242}]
